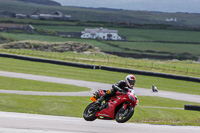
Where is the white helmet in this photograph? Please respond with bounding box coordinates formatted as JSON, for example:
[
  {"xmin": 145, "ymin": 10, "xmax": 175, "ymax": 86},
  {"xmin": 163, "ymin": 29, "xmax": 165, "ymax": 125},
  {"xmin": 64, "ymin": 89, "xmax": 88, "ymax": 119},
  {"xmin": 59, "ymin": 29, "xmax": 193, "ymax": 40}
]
[{"xmin": 125, "ymin": 74, "xmax": 136, "ymax": 88}]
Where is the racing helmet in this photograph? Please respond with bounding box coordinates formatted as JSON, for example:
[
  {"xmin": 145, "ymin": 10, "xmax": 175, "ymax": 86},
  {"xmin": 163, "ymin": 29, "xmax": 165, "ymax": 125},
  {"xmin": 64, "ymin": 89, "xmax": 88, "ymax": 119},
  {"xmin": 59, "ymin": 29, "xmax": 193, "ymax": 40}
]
[{"xmin": 125, "ymin": 74, "xmax": 136, "ymax": 88}]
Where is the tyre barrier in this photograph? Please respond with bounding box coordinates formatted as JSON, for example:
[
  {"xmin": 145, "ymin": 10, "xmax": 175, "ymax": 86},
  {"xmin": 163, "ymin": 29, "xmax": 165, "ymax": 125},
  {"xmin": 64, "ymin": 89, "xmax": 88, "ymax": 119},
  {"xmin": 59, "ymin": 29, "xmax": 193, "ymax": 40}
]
[
  {"xmin": 184, "ymin": 105, "xmax": 200, "ymax": 111},
  {"xmin": 1, "ymin": 53, "xmax": 200, "ymax": 83},
  {"xmin": 101, "ymin": 66, "xmax": 200, "ymax": 83}
]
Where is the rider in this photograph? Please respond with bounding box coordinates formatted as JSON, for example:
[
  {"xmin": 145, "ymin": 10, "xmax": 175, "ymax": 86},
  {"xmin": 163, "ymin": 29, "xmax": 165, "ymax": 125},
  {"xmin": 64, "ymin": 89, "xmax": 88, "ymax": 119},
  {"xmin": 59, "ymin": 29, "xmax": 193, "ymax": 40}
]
[{"xmin": 95, "ymin": 74, "xmax": 136, "ymax": 106}]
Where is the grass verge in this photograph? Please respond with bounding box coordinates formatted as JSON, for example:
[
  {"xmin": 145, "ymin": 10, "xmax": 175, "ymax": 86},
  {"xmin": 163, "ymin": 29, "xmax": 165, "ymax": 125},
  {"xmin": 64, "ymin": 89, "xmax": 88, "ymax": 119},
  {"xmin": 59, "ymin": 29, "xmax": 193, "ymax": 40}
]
[
  {"xmin": 0, "ymin": 76, "xmax": 90, "ymax": 92},
  {"xmin": 0, "ymin": 48, "xmax": 199, "ymax": 77},
  {"xmin": 0, "ymin": 57, "xmax": 200, "ymax": 95},
  {"xmin": 0, "ymin": 94, "xmax": 199, "ymax": 126}
]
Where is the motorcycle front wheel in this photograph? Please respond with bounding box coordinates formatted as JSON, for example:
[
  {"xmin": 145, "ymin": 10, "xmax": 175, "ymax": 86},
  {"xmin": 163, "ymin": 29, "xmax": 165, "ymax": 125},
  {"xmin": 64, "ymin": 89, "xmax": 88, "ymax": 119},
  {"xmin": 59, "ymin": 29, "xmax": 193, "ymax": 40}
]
[
  {"xmin": 83, "ymin": 102, "xmax": 98, "ymax": 121},
  {"xmin": 115, "ymin": 105, "xmax": 134, "ymax": 123}
]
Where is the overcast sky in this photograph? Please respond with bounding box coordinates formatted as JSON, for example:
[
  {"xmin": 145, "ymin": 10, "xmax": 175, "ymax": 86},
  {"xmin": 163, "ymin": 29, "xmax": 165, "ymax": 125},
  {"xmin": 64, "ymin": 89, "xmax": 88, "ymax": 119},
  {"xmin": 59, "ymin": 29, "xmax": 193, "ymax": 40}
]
[{"xmin": 53, "ymin": 0, "xmax": 200, "ymax": 13}]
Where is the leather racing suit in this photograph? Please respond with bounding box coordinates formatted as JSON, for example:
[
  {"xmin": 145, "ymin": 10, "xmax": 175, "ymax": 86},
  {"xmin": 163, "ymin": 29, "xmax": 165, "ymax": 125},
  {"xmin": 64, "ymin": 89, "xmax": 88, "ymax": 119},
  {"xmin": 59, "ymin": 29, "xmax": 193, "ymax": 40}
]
[{"xmin": 95, "ymin": 80, "xmax": 131, "ymax": 104}]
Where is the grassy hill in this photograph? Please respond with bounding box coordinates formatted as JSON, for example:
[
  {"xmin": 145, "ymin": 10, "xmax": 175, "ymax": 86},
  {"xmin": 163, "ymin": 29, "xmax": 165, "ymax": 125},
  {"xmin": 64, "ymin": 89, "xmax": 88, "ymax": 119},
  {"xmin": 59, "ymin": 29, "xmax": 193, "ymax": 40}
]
[
  {"xmin": 1, "ymin": 0, "xmax": 200, "ymax": 27},
  {"xmin": 1, "ymin": 22, "xmax": 199, "ymax": 60},
  {"xmin": 16, "ymin": 0, "xmax": 61, "ymax": 6},
  {"xmin": 0, "ymin": 0, "xmax": 200, "ymax": 60}
]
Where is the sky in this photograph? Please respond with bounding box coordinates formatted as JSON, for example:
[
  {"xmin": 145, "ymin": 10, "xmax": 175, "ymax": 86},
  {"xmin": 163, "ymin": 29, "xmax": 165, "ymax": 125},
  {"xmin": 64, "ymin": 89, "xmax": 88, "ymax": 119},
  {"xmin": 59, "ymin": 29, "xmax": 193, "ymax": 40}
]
[{"xmin": 53, "ymin": 0, "xmax": 200, "ymax": 13}]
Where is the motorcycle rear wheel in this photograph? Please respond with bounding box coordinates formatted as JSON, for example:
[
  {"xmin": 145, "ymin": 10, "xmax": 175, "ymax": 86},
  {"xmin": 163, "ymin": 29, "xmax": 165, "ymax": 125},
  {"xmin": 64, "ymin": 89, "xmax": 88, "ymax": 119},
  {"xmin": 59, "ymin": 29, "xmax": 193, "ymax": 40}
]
[
  {"xmin": 115, "ymin": 105, "xmax": 134, "ymax": 123},
  {"xmin": 83, "ymin": 102, "xmax": 98, "ymax": 121}
]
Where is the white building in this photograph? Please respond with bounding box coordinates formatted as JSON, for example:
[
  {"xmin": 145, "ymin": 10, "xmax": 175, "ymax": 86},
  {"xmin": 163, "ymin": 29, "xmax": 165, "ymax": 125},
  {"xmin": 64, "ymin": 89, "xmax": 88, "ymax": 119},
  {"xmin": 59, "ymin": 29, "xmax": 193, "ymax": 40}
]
[
  {"xmin": 166, "ymin": 18, "xmax": 177, "ymax": 22},
  {"xmin": 30, "ymin": 11, "xmax": 71, "ymax": 20},
  {"xmin": 81, "ymin": 27, "xmax": 122, "ymax": 40},
  {"xmin": 15, "ymin": 14, "xmax": 27, "ymax": 19}
]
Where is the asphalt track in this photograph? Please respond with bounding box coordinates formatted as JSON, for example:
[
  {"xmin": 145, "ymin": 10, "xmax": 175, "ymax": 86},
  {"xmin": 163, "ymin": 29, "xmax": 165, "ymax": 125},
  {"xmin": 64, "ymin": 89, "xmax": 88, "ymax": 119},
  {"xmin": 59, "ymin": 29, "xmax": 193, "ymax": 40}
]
[
  {"xmin": 0, "ymin": 111, "xmax": 200, "ymax": 133},
  {"xmin": 0, "ymin": 71, "xmax": 200, "ymax": 103},
  {"xmin": 0, "ymin": 70, "xmax": 200, "ymax": 133}
]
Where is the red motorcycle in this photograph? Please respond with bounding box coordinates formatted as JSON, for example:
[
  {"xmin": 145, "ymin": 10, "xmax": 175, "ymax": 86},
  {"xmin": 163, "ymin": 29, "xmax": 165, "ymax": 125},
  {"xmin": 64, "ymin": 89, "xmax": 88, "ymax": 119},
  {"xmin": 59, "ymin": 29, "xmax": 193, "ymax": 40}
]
[{"xmin": 83, "ymin": 89, "xmax": 139, "ymax": 123}]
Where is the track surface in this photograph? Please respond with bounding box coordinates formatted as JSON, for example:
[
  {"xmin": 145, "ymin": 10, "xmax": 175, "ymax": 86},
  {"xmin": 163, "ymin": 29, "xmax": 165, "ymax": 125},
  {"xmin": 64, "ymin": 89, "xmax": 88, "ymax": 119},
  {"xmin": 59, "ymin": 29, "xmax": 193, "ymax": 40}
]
[
  {"xmin": 0, "ymin": 71, "xmax": 200, "ymax": 103},
  {"xmin": 0, "ymin": 111, "xmax": 200, "ymax": 133},
  {"xmin": 0, "ymin": 71, "xmax": 200, "ymax": 133}
]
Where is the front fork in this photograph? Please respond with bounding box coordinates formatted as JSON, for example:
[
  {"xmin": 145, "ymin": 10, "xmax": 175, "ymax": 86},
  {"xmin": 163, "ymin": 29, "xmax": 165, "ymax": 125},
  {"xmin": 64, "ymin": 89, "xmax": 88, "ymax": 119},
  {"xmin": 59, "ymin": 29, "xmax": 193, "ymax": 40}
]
[{"xmin": 123, "ymin": 102, "xmax": 132, "ymax": 110}]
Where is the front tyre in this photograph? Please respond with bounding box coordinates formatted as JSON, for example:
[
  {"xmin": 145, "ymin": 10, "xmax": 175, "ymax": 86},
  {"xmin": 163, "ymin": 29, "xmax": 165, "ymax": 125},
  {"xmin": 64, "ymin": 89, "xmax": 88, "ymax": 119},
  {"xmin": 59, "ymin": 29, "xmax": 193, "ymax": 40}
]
[
  {"xmin": 115, "ymin": 105, "xmax": 134, "ymax": 123},
  {"xmin": 83, "ymin": 102, "xmax": 98, "ymax": 121}
]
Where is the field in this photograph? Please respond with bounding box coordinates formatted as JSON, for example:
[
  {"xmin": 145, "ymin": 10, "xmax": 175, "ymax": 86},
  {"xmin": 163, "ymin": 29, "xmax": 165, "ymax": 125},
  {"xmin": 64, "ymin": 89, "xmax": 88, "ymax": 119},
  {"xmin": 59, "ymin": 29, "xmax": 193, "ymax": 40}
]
[
  {"xmin": 1, "ymin": 47, "xmax": 200, "ymax": 77},
  {"xmin": 1, "ymin": 0, "xmax": 200, "ymax": 27},
  {"xmin": 1, "ymin": 23, "xmax": 200, "ymax": 60},
  {"xmin": 0, "ymin": 57, "xmax": 200, "ymax": 95},
  {"xmin": 0, "ymin": 0, "xmax": 200, "ymax": 127},
  {"xmin": 33, "ymin": 25, "xmax": 200, "ymax": 42},
  {"xmin": 1, "ymin": 22, "xmax": 200, "ymax": 78},
  {"xmin": 0, "ymin": 93, "xmax": 200, "ymax": 126},
  {"xmin": 0, "ymin": 76, "xmax": 90, "ymax": 92},
  {"xmin": 0, "ymin": 57, "xmax": 200, "ymax": 126}
]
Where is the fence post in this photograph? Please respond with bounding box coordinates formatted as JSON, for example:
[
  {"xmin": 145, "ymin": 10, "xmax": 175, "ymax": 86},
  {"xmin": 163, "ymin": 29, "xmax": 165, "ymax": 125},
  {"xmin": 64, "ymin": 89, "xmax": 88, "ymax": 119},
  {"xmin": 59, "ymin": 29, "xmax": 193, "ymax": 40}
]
[
  {"xmin": 144, "ymin": 63, "xmax": 147, "ymax": 69},
  {"xmin": 151, "ymin": 62, "xmax": 154, "ymax": 70},
  {"xmin": 113, "ymin": 57, "xmax": 116, "ymax": 65},
  {"xmin": 168, "ymin": 65, "xmax": 171, "ymax": 71},
  {"xmin": 107, "ymin": 54, "xmax": 109, "ymax": 63},
  {"xmin": 162, "ymin": 64, "xmax": 165, "ymax": 71}
]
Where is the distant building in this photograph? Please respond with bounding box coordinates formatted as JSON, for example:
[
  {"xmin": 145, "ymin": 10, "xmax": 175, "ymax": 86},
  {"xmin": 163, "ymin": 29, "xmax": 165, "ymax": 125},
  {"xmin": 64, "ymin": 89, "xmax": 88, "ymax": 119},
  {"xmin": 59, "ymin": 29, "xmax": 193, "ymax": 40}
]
[
  {"xmin": 30, "ymin": 15, "xmax": 39, "ymax": 19},
  {"xmin": 166, "ymin": 18, "xmax": 177, "ymax": 22},
  {"xmin": 15, "ymin": 14, "xmax": 27, "ymax": 19},
  {"xmin": 32, "ymin": 9, "xmax": 41, "ymax": 15},
  {"xmin": 30, "ymin": 11, "xmax": 71, "ymax": 20},
  {"xmin": 81, "ymin": 27, "xmax": 122, "ymax": 40},
  {"xmin": 198, "ymin": 57, "xmax": 200, "ymax": 62},
  {"xmin": 0, "ymin": 24, "xmax": 34, "ymax": 33},
  {"xmin": 53, "ymin": 11, "xmax": 63, "ymax": 16}
]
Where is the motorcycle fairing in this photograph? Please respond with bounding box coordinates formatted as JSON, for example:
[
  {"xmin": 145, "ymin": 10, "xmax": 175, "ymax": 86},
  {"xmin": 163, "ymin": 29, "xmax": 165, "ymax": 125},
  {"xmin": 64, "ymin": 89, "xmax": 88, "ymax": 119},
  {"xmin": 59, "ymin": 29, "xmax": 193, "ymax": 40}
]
[{"xmin": 95, "ymin": 94, "xmax": 128, "ymax": 119}]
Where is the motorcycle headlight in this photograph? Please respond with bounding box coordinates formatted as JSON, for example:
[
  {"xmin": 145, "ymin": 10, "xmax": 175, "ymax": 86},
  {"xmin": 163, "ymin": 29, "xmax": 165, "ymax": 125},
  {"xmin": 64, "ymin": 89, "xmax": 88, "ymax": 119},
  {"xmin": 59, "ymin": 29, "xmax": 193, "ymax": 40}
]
[{"xmin": 128, "ymin": 95, "xmax": 135, "ymax": 102}]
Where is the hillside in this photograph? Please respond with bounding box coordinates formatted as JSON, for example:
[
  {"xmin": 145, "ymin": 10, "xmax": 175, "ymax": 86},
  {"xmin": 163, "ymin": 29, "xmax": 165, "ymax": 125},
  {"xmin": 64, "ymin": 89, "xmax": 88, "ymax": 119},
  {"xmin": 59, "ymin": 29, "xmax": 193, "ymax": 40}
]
[
  {"xmin": 14, "ymin": 0, "xmax": 61, "ymax": 6},
  {"xmin": 1, "ymin": 0, "xmax": 200, "ymax": 27}
]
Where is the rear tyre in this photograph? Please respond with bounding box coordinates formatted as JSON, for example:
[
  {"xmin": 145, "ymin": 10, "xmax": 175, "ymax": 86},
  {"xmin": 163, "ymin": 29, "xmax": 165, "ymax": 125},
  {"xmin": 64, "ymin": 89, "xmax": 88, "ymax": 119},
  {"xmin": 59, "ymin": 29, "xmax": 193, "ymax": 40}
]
[
  {"xmin": 83, "ymin": 102, "xmax": 98, "ymax": 121},
  {"xmin": 115, "ymin": 105, "xmax": 134, "ymax": 123}
]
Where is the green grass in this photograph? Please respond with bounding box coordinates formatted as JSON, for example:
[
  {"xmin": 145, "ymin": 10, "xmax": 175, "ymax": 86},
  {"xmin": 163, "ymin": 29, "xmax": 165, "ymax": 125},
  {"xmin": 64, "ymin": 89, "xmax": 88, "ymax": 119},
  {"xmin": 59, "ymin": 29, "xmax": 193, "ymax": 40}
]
[
  {"xmin": 32, "ymin": 24, "xmax": 200, "ymax": 43},
  {"xmin": 34, "ymin": 25, "xmax": 86, "ymax": 33},
  {"xmin": 1, "ymin": 0, "xmax": 200, "ymax": 27},
  {"xmin": 0, "ymin": 57, "xmax": 200, "ymax": 95},
  {"xmin": 131, "ymin": 107, "xmax": 200, "ymax": 126},
  {"xmin": 0, "ymin": 76, "xmax": 90, "ymax": 92},
  {"xmin": 33, "ymin": 25, "xmax": 200, "ymax": 42},
  {"xmin": 0, "ymin": 33, "xmax": 109, "ymax": 48},
  {"xmin": 139, "ymin": 96, "xmax": 200, "ymax": 108},
  {"xmin": 105, "ymin": 41, "xmax": 200, "ymax": 56},
  {"xmin": 2, "ymin": 22, "xmax": 200, "ymax": 62},
  {"xmin": 116, "ymin": 27, "xmax": 200, "ymax": 42},
  {"xmin": 1, "ymin": 47, "xmax": 199, "ymax": 77},
  {"xmin": 0, "ymin": 93, "xmax": 199, "ymax": 126},
  {"xmin": 1, "ymin": 31, "xmax": 200, "ymax": 61}
]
